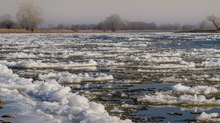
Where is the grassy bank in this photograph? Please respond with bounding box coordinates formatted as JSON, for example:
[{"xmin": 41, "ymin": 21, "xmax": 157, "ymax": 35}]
[
  {"xmin": 176, "ymin": 29, "xmax": 220, "ymax": 33},
  {"xmin": 0, "ymin": 29, "xmax": 175, "ymax": 33},
  {"xmin": 1, "ymin": 29, "xmax": 220, "ymax": 34},
  {"xmin": 0, "ymin": 99, "xmax": 3, "ymax": 108},
  {"xmin": 0, "ymin": 29, "xmax": 75, "ymax": 33}
]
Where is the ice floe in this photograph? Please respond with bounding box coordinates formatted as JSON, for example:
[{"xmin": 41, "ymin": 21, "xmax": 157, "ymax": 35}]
[
  {"xmin": 139, "ymin": 92, "xmax": 220, "ymax": 106},
  {"xmin": 172, "ymin": 83, "xmax": 218, "ymax": 95},
  {"xmin": 8, "ymin": 52, "xmax": 37, "ymax": 58},
  {"xmin": 202, "ymin": 58, "xmax": 220, "ymax": 67},
  {"xmin": 0, "ymin": 59, "xmax": 97, "ymax": 69},
  {"xmin": 197, "ymin": 112, "xmax": 220, "ymax": 122},
  {"xmin": 39, "ymin": 72, "xmax": 114, "ymax": 83},
  {"xmin": 147, "ymin": 61, "xmax": 195, "ymax": 69},
  {"xmin": 0, "ymin": 64, "xmax": 131, "ymax": 123},
  {"xmin": 138, "ymin": 84, "xmax": 220, "ymax": 106},
  {"xmin": 99, "ymin": 59, "xmax": 125, "ymax": 66}
]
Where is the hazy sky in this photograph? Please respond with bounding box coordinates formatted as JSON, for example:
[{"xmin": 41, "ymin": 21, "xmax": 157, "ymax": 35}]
[{"xmin": 0, "ymin": 0, "xmax": 220, "ymax": 25}]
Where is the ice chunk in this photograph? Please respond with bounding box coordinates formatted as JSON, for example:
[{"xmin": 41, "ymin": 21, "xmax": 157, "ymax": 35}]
[
  {"xmin": 0, "ymin": 59, "xmax": 97, "ymax": 69},
  {"xmin": 8, "ymin": 52, "xmax": 37, "ymax": 58},
  {"xmin": 99, "ymin": 59, "xmax": 125, "ymax": 66},
  {"xmin": 139, "ymin": 92, "xmax": 220, "ymax": 106},
  {"xmin": 202, "ymin": 58, "xmax": 220, "ymax": 67},
  {"xmin": 39, "ymin": 72, "xmax": 113, "ymax": 83},
  {"xmin": 0, "ymin": 64, "xmax": 131, "ymax": 123},
  {"xmin": 197, "ymin": 112, "xmax": 220, "ymax": 122},
  {"xmin": 172, "ymin": 84, "xmax": 218, "ymax": 95},
  {"xmin": 147, "ymin": 61, "xmax": 195, "ymax": 69},
  {"xmin": 139, "ymin": 84, "xmax": 220, "ymax": 106}
]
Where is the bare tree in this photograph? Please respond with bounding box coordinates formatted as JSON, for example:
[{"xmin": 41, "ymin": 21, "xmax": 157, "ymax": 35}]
[
  {"xmin": 125, "ymin": 21, "xmax": 157, "ymax": 30},
  {"xmin": 0, "ymin": 14, "xmax": 15, "ymax": 29},
  {"xmin": 207, "ymin": 15, "xmax": 220, "ymax": 31},
  {"xmin": 16, "ymin": 1, "xmax": 43, "ymax": 31},
  {"xmin": 99, "ymin": 14, "xmax": 125, "ymax": 32},
  {"xmin": 199, "ymin": 20, "xmax": 212, "ymax": 30},
  {"xmin": 181, "ymin": 24, "xmax": 197, "ymax": 31},
  {"xmin": 97, "ymin": 21, "xmax": 107, "ymax": 31}
]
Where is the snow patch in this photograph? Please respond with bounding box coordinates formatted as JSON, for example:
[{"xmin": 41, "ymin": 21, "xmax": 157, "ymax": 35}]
[
  {"xmin": 197, "ymin": 112, "xmax": 220, "ymax": 122},
  {"xmin": 0, "ymin": 64, "xmax": 131, "ymax": 123},
  {"xmin": 202, "ymin": 58, "xmax": 220, "ymax": 67},
  {"xmin": 138, "ymin": 84, "xmax": 220, "ymax": 106},
  {"xmin": 0, "ymin": 59, "xmax": 97, "ymax": 69},
  {"xmin": 173, "ymin": 83, "xmax": 218, "ymax": 95},
  {"xmin": 39, "ymin": 72, "xmax": 114, "ymax": 83}
]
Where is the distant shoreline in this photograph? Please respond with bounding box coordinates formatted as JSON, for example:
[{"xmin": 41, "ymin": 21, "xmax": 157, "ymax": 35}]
[
  {"xmin": 0, "ymin": 29, "xmax": 219, "ymax": 33},
  {"xmin": 0, "ymin": 29, "xmax": 175, "ymax": 33},
  {"xmin": 176, "ymin": 29, "xmax": 220, "ymax": 33}
]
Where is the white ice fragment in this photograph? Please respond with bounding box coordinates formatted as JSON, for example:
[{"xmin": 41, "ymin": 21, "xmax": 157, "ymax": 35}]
[
  {"xmin": 0, "ymin": 64, "xmax": 131, "ymax": 123},
  {"xmin": 39, "ymin": 72, "xmax": 113, "ymax": 83},
  {"xmin": 172, "ymin": 84, "xmax": 192, "ymax": 93},
  {"xmin": 0, "ymin": 59, "xmax": 98, "ymax": 69},
  {"xmin": 202, "ymin": 58, "xmax": 220, "ymax": 67},
  {"xmin": 89, "ymin": 102, "xmax": 106, "ymax": 113},
  {"xmin": 99, "ymin": 59, "xmax": 125, "ymax": 66},
  {"xmin": 172, "ymin": 84, "xmax": 218, "ymax": 95},
  {"xmin": 138, "ymin": 92, "xmax": 176, "ymax": 104},
  {"xmin": 147, "ymin": 61, "xmax": 195, "ymax": 69},
  {"xmin": 68, "ymin": 94, "xmax": 89, "ymax": 107},
  {"xmin": 8, "ymin": 52, "xmax": 37, "ymax": 58},
  {"xmin": 197, "ymin": 112, "xmax": 220, "ymax": 121},
  {"xmin": 139, "ymin": 92, "xmax": 220, "ymax": 105},
  {"xmin": 88, "ymin": 59, "xmax": 98, "ymax": 65}
]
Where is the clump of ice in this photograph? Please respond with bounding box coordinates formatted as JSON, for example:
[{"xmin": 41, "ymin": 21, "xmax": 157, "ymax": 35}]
[
  {"xmin": 197, "ymin": 112, "xmax": 220, "ymax": 122},
  {"xmin": 128, "ymin": 37, "xmax": 151, "ymax": 41},
  {"xmin": 172, "ymin": 83, "xmax": 218, "ymax": 95},
  {"xmin": 146, "ymin": 57, "xmax": 183, "ymax": 63},
  {"xmin": 70, "ymin": 51, "xmax": 103, "ymax": 57},
  {"xmin": 0, "ymin": 59, "xmax": 97, "ymax": 69},
  {"xmin": 138, "ymin": 83, "xmax": 220, "ymax": 106},
  {"xmin": 39, "ymin": 72, "xmax": 114, "ymax": 83},
  {"xmin": 8, "ymin": 52, "xmax": 37, "ymax": 58},
  {"xmin": 0, "ymin": 64, "xmax": 131, "ymax": 123},
  {"xmin": 139, "ymin": 92, "xmax": 220, "ymax": 106},
  {"xmin": 0, "ymin": 64, "xmax": 14, "ymax": 76},
  {"xmin": 161, "ymin": 74, "xmax": 220, "ymax": 83},
  {"xmin": 0, "ymin": 64, "xmax": 33, "ymax": 90},
  {"xmin": 138, "ymin": 92, "xmax": 176, "ymax": 104},
  {"xmin": 137, "ymin": 69, "xmax": 181, "ymax": 73},
  {"xmin": 7, "ymin": 52, "xmax": 72, "ymax": 59},
  {"xmin": 128, "ymin": 52, "xmax": 183, "ymax": 63},
  {"xmin": 202, "ymin": 58, "xmax": 220, "ymax": 67},
  {"xmin": 147, "ymin": 61, "xmax": 195, "ymax": 69},
  {"xmin": 99, "ymin": 59, "xmax": 125, "ymax": 66},
  {"xmin": 159, "ymin": 76, "xmax": 189, "ymax": 83}
]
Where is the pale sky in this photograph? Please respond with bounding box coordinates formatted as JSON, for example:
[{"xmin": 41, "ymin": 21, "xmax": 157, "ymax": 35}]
[{"xmin": 0, "ymin": 0, "xmax": 220, "ymax": 25}]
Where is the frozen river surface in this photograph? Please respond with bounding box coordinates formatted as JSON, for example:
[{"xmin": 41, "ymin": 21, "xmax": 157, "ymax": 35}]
[{"xmin": 1, "ymin": 33, "xmax": 220, "ymax": 123}]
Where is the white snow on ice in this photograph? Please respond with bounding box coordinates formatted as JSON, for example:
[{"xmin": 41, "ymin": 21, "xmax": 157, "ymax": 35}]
[
  {"xmin": 0, "ymin": 64, "xmax": 131, "ymax": 123},
  {"xmin": 0, "ymin": 59, "xmax": 97, "ymax": 69},
  {"xmin": 139, "ymin": 84, "xmax": 220, "ymax": 106},
  {"xmin": 197, "ymin": 112, "xmax": 220, "ymax": 122},
  {"xmin": 39, "ymin": 72, "xmax": 113, "ymax": 83}
]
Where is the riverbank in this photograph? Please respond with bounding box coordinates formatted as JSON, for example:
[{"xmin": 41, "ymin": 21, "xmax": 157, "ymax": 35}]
[
  {"xmin": 0, "ymin": 29, "xmax": 75, "ymax": 33},
  {"xmin": 176, "ymin": 29, "xmax": 220, "ymax": 33},
  {"xmin": 0, "ymin": 99, "xmax": 3, "ymax": 108},
  {"xmin": 0, "ymin": 29, "xmax": 175, "ymax": 33}
]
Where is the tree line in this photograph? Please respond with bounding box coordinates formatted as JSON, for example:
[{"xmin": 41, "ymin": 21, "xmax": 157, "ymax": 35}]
[
  {"xmin": 47, "ymin": 14, "xmax": 220, "ymax": 32},
  {"xmin": 0, "ymin": 1, "xmax": 220, "ymax": 32},
  {"xmin": 0, "ymin": 1, "xmax": 42, "ymax": 31}
]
